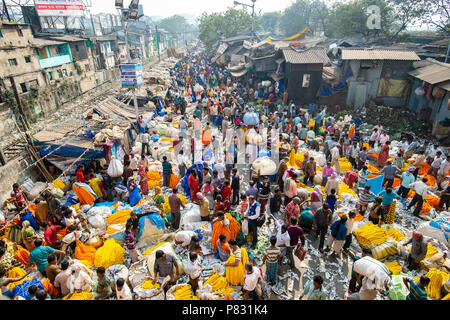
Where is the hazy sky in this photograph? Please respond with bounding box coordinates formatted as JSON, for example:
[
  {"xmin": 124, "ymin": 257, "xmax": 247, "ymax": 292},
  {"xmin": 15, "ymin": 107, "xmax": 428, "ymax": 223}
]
[{"xmin": 89, "ymin": 0, "xmax": 297, "ymax": 18}]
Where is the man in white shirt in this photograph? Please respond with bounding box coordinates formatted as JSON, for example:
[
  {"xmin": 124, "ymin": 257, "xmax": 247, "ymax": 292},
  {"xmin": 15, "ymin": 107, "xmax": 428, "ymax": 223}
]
[
  {"xmin": 343, "ymin": 211, "xmax": 356, "ymax": 253},
  {"xmin": 429, "ymin": 151, "xmax": 443, "ymax": 177},
  {"xmin": 426, "ymin": 144, "xmax": 442, "ymax": 160},
  {"xmin": 330, "ymin": 144, "xmax": 341, "ymax": 174},
  {"xmin": 397, "ymin": 138, "xmax": 409, "ymax": 155},
  {"xmin": 177, "ymin": 150, "xmax": 188, "ymax": 178},
  {"xmin": 185, "ymin": 252, "xmax": 204, "ymax": 293},
  {"xmin": 178, "ymin": 117, "xmax": 187, "ymax": 138},
  {"xmin": 141, "ymin": 131, "xmax": 151, "ymax": 156},
  {"xmin": 243, "ymin": 263, "xmax": 261, "ymax": 300},
  {"xmin": 344, "ymin": 113, "xmax": 352, "ymax": 124},
  {"xmin": 274, "ymin": 219, "xmax": 290, "ymax": 259},
  {"xmin": 53, "ymin": 260, "xmax": 72, "ymax": 296},
  {"xmin": 115, "ymin": 278, "xmax": 132, "ymax": 300},
  {"xmin": 407, "ymin": 177, "xmax": 429, "ymax": 217},
  {"xmin": 245, "ymin": 196, "xmax": 261, "ymax": 248},
  {"xmin": 214, "ymin": 162, "xmax": 225, "ymax": 180}
]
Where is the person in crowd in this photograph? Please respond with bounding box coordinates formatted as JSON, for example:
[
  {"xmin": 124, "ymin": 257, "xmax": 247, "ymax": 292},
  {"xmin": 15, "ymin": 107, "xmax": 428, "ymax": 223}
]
[
  {"xmin": 269, "ymin": 188, "xmax": 282, "ymax": 220},
  {"xmin": 404, "ymin": 231, "xmax": 427, "ymax": 271},
  {"xmin": 403, "ymin": 276, "xmax": 430, "ymax": 300},
  {"xmin": 325, "ymin": 215, "xmax": 348, "ymax": 257},
  {"xmin": 407, "ymin": 177, "xmax": 429, "ymax": 217},
  {"xmin": 243, "ymin": 263, "xmax": 261, "ymax": 300},
  {"xmin": 230, "ymin": 168, "xmax": 240, "ymax": 206},
  {"xmin": 244, "ymin": 196, "xmax": 261, "ymax": 249},
  {"xmin": 380, "ymin": 161, "xmax": 401, "ymax": 190},
  {"xmin": 299, "ymin": 275, "xmax": 327, "ymax": 300},
  {"xmin": 313, "ymin": 203, "xmax": 331, "ymax": 253},
  {"xmin": 28, "ymin": 239, "xmax": 65, "ymax": 276},
  {"xmin": 169, "ymin": 188, "xmax": 185, "ymax": 230},
  {"xmin": 152, "ymin": 250, "xmax": 179, "ymax": 286},
  {"xmin": 194, "ymin": 193, "xmax": 210, "ymax": 222},
  {"xmin": 263, "ymin": 236, "xmax": 281, "ymax": 285},
  {"xmin": 11, "ymin": 183, "xmax": 28, "ymax": 210},
  {"xmin": 161, "ymin": 156, "xmax": 172, "ymax": 189},
  {"xmin": 185, "ymin": 252, "xmax": 204, "ymax": 294},
  {"xmin": 54, "ymin": 260, "xmax": 72, "ymax": 297},
  {"xmin": 356, "ymin": 185, "xmax": 376, "ymax": 215}
]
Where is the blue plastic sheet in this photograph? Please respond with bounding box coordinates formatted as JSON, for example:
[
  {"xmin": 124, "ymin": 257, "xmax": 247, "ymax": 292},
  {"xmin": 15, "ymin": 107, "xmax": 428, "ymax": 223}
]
[
  {"xmin": 129, "ymin": 187, "xmax": 142, "ymax": 207},
  {"xmin": 12, "ymin": 278, "xmax": 44, "ymax": 300},
  {"xmin": 365, "ymin": 175, "xmax": 384, "ymax": 199}
]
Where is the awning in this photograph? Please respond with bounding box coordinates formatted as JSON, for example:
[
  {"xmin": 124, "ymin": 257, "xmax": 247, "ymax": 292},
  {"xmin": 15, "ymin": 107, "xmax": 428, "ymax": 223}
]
[{"xmin": 230, "ymin": 69, "xmax": 248, "ymax": 78}]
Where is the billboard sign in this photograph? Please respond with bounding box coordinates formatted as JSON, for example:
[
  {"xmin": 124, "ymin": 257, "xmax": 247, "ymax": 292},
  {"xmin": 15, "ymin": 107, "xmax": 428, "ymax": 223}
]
[
  {"xmin": 35, "ymin": 0, "xmax": 84, "ymax": 17},
  {"xmin": 119, "ymin": 64, "xmax": 143, "ymax": 88}
]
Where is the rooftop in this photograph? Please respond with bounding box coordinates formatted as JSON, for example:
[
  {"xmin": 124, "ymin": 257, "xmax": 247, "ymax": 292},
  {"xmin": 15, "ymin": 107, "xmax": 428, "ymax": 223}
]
[
  {"xmin": 282, "ymin": 47, "xmax": 330, "ymax": 64},
  {"xmin": 341, "ymin": 49, "xmax": 420, "ymax": 61},
  {"xmin": 408, "ymin": 58, "xmax": 450, "ymax": 86}
]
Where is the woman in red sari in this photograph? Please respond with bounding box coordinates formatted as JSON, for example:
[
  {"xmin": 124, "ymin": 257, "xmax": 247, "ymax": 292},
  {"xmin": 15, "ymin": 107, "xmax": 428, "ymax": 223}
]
[
  {"xmin": 377, "ymin": 141, "xmax": 390, "ymax": 168},
  {"xmin": 188, "ymin": 170, "xmax": 200, "ymax": 201},
  {"xmin": 138, "ymin": 165, "xmax": 149, "ymax": 196},
  {"xmin": 220, "ymin": 181, "xmax": 232, "ymax": 212}
]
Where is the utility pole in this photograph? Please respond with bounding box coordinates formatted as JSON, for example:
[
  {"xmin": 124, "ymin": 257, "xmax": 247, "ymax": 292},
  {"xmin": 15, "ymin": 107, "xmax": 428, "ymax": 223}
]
[
  {"xmin": 445, "ymin": 41, "xmax": 450, "ymax": 64},
  {"xmin": 2, "ymin": 0, "xmax": 11, "ymax": 22},
  {"xmin": 155, "ymin": 25, "xmax": 161, "ymax": 62},
  {"xmin": 9, "ymin": 77, "xmax": 29, "ymax": 131}
]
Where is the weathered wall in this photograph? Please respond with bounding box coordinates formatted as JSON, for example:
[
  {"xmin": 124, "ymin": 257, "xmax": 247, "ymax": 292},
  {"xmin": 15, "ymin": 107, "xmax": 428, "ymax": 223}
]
[{"xmin": 0, "ymin": 157, "xmax": 41, "ymax": 206}]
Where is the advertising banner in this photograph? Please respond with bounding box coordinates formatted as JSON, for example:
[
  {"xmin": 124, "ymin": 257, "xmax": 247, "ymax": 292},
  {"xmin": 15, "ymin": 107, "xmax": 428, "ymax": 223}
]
[
  {"xmin": 35, "ymin": 0, "xmax": 84, "ymax": 17},
  {"xmin": 119, "ymin": 64, "xmax": 143, "ymax": 88}
]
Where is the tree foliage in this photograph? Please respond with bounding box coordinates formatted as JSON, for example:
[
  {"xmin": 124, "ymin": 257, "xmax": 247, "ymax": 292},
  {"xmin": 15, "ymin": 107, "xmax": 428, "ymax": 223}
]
[
  {"xmin": 198, "ymin": 8, "xmax": 258, "ymax": 50},
  {"xmin": 258, "ymin": 11, "xmax": 282, "ymax": 34},
  {"xmin": 159, "ymin": 15, "xmax": 190, "ymax": 34},
  {"xmin": 419, "ymin": 0, "xmax": 450, "ymax": 35}
]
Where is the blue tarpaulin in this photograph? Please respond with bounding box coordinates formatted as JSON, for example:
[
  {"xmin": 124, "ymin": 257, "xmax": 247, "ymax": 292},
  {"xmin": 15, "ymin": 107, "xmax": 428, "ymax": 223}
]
[
  {"xmin": 365, "ymin": 175, "xmax": 384, "ymax": 200},
  {"xmin": 34, "ymin": 140, "xmax": 104, "ymax": 160}
]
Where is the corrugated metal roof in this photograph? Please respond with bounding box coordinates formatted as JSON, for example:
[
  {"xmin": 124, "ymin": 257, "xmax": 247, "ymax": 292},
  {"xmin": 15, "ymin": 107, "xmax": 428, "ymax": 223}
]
[
  {"xmin": 282, "ymin": 48, "xmax": 330, "ymax": 64},
  {"xmin": 29, "ymin": 38, "xmax": 66, "ymax": 48},
  {"xmin": 48, "ymin": 35, "xmax": 85, "ymax": 42},
  {"xmin": 438, "ymin": 80, "xmax": 450, "ymax": 92},
  {"xmin": 408, "ymin": 60, "xmax": 450, "ymax": 85},
  {"xmin": 341, "ymin": 49, "xmax": 420, "ymax": 61}
]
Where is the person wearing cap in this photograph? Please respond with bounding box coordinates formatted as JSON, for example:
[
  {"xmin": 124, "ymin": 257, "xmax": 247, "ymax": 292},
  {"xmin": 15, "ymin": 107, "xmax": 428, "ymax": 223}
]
[
  {"xmin": 404, "ymin": 231, "xmax": 427, "ymax": 271},
  {"xmin": 194, "ymin": 192, "xmax": 210, "ymax": 221}
]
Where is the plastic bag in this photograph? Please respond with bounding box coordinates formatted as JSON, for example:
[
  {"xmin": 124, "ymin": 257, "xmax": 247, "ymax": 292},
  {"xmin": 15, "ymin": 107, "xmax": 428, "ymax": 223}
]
[
  {"xmin": 243, "ymin": 112, "xmax": 259, "ymax": 126},
  {"xmin": 94, "ymin": 239, "xmax": 125, "ymax": 269},
  {"xmin": 88, "ymin": 215, "xmax": 106, "ymax": 229},
  {"xmin": 242, "ymin": 219, "xmax": 249, "ymax": 236},
  {"xmin": 106, "ymin": 264, "xmax": 129, "ymax": 283},
  {"xmin": 252, "ymin": 157, "xmax": 277, "ymax": 176},
  {"xmin": 107, "ymin": 159, "xmax": 124, "ymax": 178},
  {"xmin": 180, "ymin": 204, "xmax": 202, "ymax": 227}
]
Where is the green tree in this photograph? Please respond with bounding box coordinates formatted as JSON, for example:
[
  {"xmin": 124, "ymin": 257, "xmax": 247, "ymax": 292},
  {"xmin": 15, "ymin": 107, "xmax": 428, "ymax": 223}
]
[
  {"xmin": 159, "ymin": 15, "xmax": 189, "ymax": 34},
  {"xmin": 326, "ymin": 0, "xmax": 393, "ymax": 38},
  {"xmin": 279, "ymin": 0, "xmax": 330, "ymax": 37},
  {"xmin": 279, "ymin": 0, "xmax": 313, "ymax": 37},
  {"xmin": 388, "ymin": 0, "xmax": 428, "ymax": 40},
  {"xmin": 198, "ymin": 8, "xmax": 258, "ymax": 50},
  {"xmin": 259, "ymin": 11, "xmax": 282, "ymax": 34},
  {"xmin": 420, "ymin": 0, "xmax": 450, "ymax": 34}
]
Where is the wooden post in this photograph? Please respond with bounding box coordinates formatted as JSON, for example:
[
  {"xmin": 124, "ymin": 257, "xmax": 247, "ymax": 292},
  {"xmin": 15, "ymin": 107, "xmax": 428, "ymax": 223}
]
[{"xmin": 9, "ymin": 76, "xmax": 30, "ymax": 131}]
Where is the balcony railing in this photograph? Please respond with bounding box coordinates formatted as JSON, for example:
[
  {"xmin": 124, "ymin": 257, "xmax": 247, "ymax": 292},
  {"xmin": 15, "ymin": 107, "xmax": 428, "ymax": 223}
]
[{"xmin": 39, "ymin": 55, "xmax": 72, "ymax": 69}]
